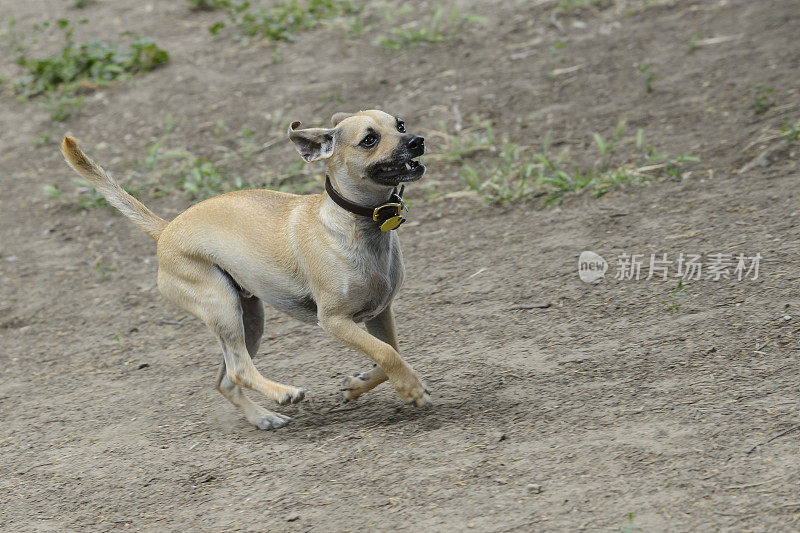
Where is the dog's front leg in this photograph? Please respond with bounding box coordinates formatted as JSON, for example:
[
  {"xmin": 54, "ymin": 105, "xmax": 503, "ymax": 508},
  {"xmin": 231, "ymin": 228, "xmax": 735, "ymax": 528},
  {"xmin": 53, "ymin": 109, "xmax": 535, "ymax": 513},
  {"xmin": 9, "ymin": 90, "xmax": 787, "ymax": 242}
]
[
  {"xmin": 340, "ymin": 305, "xmax": 399, "ymax": 401},
  {"xmin": 319, "ymin": 311, "xmax": 429, "ymax": 406}
]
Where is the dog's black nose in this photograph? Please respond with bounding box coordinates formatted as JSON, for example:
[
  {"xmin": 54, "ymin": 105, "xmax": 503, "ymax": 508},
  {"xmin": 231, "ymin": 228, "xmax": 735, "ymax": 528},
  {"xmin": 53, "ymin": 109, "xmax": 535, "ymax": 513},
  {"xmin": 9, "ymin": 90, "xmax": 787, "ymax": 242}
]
[{"xmin": 407, "ymin": 135, "xmax": 425, "ymax": 151}]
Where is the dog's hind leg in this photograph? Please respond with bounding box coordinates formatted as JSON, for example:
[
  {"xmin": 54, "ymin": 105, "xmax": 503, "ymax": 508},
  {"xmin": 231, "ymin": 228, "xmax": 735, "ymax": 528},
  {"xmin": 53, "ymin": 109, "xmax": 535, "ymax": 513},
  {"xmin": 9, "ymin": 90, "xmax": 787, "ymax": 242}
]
[
  {"xmin": 214, "ymin": 294, "xmax": 291, "ymax": 430},
  {"xmin": 340, "ymin": 305, "xmax": 395, "ymax": 402},
  {"xmin": 157, "ymin": 257, "xmax": 305, "ymax": 429},
  {"xmin": 215, "ymin": 360, "xmax": 292, "ymax": 430},
  {"xmin": 240, "ymin": 293, "xmax": 265, "ymax": 357}
]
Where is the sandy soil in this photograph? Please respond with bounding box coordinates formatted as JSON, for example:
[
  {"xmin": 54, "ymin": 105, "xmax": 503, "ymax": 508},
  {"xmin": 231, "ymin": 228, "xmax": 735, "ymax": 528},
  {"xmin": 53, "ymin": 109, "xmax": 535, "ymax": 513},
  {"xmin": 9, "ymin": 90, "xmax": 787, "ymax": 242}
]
[{"xmin": 1, "ymin": 0, "xmax": 798, "ymax": 531}]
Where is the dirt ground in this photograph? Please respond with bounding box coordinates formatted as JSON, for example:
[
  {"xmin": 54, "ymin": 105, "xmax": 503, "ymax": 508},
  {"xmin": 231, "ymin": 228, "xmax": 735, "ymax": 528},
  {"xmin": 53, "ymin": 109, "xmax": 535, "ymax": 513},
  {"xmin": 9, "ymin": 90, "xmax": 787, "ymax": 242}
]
[{"xmin": 1, "ymin": 0, "xmax": 799, "ymax": 531}]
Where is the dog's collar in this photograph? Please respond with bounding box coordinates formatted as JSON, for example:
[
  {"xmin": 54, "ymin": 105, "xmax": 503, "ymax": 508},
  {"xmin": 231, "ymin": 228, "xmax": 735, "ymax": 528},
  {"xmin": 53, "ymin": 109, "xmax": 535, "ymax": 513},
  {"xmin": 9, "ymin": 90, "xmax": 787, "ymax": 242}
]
[{"xmin": 325, "ymin": 175, "xmax": 408, "ymax": 231}]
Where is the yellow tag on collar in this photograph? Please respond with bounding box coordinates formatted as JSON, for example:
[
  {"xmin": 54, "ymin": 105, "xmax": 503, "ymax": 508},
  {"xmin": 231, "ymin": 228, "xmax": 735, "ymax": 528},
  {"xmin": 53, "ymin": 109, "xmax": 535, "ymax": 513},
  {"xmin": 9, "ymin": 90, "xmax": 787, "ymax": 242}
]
[{"xmin": 379, "ymin": 216, "xmax": 405, "ymax": 231}]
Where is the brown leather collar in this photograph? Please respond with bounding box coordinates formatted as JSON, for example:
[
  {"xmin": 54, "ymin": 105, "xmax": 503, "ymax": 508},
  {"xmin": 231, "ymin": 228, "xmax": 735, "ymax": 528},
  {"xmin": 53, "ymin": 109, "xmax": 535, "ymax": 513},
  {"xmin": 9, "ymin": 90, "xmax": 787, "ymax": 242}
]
[{"xmin": 325, "ymin": 176, "xmax": 407, "ymax": 231}]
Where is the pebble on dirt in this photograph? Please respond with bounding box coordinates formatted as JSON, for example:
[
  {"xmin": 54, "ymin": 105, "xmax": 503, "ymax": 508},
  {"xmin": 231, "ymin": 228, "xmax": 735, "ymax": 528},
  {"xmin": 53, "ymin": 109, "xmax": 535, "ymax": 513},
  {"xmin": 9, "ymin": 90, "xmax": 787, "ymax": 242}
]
[{"xmin": 526, "ymin": 484, "xmax": 543, "ymax": 494}]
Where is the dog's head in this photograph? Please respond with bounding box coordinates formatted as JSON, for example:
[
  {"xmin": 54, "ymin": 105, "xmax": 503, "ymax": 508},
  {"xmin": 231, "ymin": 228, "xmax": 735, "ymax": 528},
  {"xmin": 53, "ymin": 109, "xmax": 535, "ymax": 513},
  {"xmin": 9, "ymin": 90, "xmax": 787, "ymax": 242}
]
[{"xmin": 288, "ymin": 110, "xmax": 425, "ymax": 189}]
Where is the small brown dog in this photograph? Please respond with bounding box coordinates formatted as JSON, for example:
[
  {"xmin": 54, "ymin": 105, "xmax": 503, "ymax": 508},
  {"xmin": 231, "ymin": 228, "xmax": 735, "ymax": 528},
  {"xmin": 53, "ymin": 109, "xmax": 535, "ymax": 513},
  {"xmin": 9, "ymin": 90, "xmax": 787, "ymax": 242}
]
[{"xmin": 61, "ymin": 110, "xmax": 429, "ymax": 430}]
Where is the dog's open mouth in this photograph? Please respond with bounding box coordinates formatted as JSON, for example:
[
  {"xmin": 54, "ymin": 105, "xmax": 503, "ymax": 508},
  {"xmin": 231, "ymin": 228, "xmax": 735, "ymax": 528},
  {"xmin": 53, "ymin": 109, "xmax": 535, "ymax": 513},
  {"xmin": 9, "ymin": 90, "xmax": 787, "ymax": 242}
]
[{"xmin": 368, "ymin": 157, "xmax": 425, "ymax": 185}]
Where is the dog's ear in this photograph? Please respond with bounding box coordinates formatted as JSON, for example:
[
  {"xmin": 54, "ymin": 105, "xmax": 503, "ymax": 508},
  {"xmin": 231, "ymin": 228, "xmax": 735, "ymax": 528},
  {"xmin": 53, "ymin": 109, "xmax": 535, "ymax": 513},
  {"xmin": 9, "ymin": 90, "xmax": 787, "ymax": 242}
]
[
  {"xmin": 287, "ymin": 121, "xmax": 337, "ymax": 163},
  {"xmin": 330, "ymin": 112, "xmax": 355, "ymax": 127}
]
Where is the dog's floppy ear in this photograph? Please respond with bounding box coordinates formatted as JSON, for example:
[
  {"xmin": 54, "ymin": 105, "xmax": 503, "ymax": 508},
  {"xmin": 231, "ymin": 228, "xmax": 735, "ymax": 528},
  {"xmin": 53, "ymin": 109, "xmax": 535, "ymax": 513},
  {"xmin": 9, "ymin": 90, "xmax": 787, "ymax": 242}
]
[
  {"xmin": 330, "ymin": 112, "xmax": 356, "ymax": 127},
  {"xmin": 287, "ymin": 121, "xmax": 337, "ymax": 163}
]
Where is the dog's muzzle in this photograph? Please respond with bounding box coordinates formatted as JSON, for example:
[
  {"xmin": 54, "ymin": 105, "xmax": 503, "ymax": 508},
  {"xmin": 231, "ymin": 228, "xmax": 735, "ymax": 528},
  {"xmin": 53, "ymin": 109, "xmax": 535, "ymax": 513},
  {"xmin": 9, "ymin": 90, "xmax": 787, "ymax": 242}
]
[{"xmin": 367, "ymin": 136, "xmax": 426, "ymax": 186}]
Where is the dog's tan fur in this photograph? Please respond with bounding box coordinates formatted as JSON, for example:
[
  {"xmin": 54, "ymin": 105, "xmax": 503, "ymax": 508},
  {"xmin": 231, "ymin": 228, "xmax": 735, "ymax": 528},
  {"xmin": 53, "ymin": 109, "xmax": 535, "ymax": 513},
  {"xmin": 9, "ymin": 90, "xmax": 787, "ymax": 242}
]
[{"xmin": 61, "ymin": 110, "xmax": 429, "ymax": 430}]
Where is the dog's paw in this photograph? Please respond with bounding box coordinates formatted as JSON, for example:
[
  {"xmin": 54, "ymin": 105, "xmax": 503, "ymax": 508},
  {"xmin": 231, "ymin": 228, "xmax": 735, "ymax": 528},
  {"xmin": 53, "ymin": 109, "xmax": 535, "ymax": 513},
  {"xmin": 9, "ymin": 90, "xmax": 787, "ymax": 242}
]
[
  {"xmin": 395, "ymin": 379, "xmax": 430, "ymax": 407},
  {"xmin": 340, "ymin": 372, "xmax": 372, "ymax": 402},
  {"xmin": 277, "ymin": 387, "xmax": 306, "ymax": 406},
  {"xmin": 252, "ymin": 412, "xmax": 291, "ymax": 430}
]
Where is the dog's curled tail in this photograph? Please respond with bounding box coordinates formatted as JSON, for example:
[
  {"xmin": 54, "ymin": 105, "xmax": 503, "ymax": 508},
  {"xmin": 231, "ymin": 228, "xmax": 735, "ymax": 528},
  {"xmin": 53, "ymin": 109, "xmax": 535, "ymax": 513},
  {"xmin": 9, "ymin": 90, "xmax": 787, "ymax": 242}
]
[{"xmin": 61, "ymin": 136, "xmax": 167, "ymax": 241}]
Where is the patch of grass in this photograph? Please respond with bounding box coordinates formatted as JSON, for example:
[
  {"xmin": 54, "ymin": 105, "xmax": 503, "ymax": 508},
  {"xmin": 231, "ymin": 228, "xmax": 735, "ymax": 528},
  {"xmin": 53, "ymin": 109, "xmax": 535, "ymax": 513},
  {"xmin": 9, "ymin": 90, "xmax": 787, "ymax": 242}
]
[
  {"xmin": 43, "ymin": 183, "xmax": 62, "ymax": 198},
  {"xmin": 438, "ymin": 116, "xmax": 495, "ymax": 164},
  {"xmin": 73, "ymin": 177, "xmax": 109, "ymax": 210},
  {"xmin": 14, "ymin": 19, "xmax": 168, "ymax": 98},
  {"xmin": 620, "ymin": 512, "xmax": 642, "ymax": 533},
  {"xmin": 8, "ymin": 18, "xmax": 167, "ymax": 123},
  {"xmin": 461, "ymin": 141, "xmax": 540, "ymax": 204},
  {"xmin": 214, "ymin": 120, "xmax": 227, "ymax": 138},
  {"xmin": 454, "ymin": 123, "xmax": 699, "ymax": 205},
  {"xmin": 135, "ymin": 139, "xmax": 177, "ymax": 172},
  {"xmin": 72, "ymin": 177, "xmax": 111, "ymax": 210},
  {"xmin": 210, "ymin": 0, "xmax": 361, "ymax": 42},
  {"xmin": 635, "ymin": 63, "xmax": 655, "ymax": 93},
  {"xmin": 534, "ymin": 134, "xmax": 595, "ymax": 204},
  {"xmin": 1, "ymin": 18, "xmax": 27, "ymax": 56},
  {"xmin": 541, "ymin": 128, "xmax": 698, "ymax": 203},
  {"xmin": 34, "ymin": 131, "xmax": 53, "ymax": 146},
  {"xmin": 39, "ymin": 93, "xmax": 83, "ymax": 122},
  {"xmin": 273, "ymin": 160, "xmax": 320, "ymax": 194},
  {"xmin": 93, "ymin": 261, "xmax": 116, "ymax": 281},
  {"xmin": 557, "ymin": 0, "xmax": 609, "ymax": 11},
  {"xmin": 782, "ymin": 119, "xmax": 800, "ymax": 142},
  {"xmin": 593, "ymin": 122, "xmax": 624, "ymax": 169},
  {"xmin": 547, "ymin": 41, "xmax": 567, "ymax": 78},
  {"xmin": 662, "ymin": 280, "xmax": 688, "ymax": 312},
  {"xmin": 750, "ymin": 84, "xmax": 774, "ymax": 114},
  {"xmin": 346, "ymin": 11, "xmax": 369, "ymax": 37},
  {"xmin": 187, "ymin": 0, "xmax": 227, "ymax": 10},
  {"xmin": 177, "ymin": 157, "xmax": 246, "ymax": 199},
  {"xmin": 378, "ymin": 5, "xmax": 486, "ymax": 49}
]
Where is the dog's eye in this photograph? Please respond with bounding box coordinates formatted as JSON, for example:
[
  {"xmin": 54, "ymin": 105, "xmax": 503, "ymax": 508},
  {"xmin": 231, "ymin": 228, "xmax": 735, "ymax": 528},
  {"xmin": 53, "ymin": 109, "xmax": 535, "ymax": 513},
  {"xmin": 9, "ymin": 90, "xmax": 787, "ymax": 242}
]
[
  {"xmin": 360, "ymin": 133, "xmax": 379, "ymax": 148},
  {"xmin": 396, "ymin": 120, "xmax": 405, "ymax": 133}
]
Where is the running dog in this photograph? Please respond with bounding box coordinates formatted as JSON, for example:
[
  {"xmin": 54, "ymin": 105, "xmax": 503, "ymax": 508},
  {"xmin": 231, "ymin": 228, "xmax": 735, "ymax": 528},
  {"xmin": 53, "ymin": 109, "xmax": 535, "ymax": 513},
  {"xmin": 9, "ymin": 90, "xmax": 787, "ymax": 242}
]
[{"xmin": 61, "ymin": 110, "xmax": 429, "ymax": 430}]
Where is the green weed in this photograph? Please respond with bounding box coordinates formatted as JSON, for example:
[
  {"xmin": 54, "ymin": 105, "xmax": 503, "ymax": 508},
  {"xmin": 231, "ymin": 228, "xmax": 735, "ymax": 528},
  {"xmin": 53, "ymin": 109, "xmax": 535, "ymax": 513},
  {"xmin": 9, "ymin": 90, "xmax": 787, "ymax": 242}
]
[
  {"xmin": 210, "ymin": 0, "xmax": 361, "ymax": 42},
  {"xmin": 547, "ymin": 42, "xmax": 567, "ymax": 78},
  {"xmin": 378, "ymin": 5, "xmax": 486, "ymax": 49},
  {"xmin": 750, "ymin": 84, "xmax": 774, "ymax": 114},
  {"xmin": 1, "ymin": 18, "xmax": 26, "ymax": 56},
  {"xmin": 635, "ymin": 63, "xmax": 655, "ymax": 93},
  {"xmin": 438, "ymin": 116, "xmax": 495, "ymax": 164},
  {"xmin": 14, "ymin": 19, "xmax": 168, "ymax": 97},
  {"xmin": 39, "ymin": 93, "xmax": 83, "ymax": 122},
  {"xmin": 72, "ymin": 177, "xmax": 112, "ymax": 210},
  {"xmin": 620, "ymin": 513, "xmax": 642, "ymax": 533},
  {"xmin": 272, "ymin": 160, "xmax": 320, "ymax": 194},
  {"xmin": 557, "ymin": 0, "xmax": 609, "ymax": 10},
  {"xmin": 177, "ymin": 157, "xmax": 246, "ymax": 199},
  {"xmin": 461, "ymin": 141, "xmax": 540, "ymax": 204},
  {"xmin": 43, "ymin": 183, "xmax": 62, "ymax": 198},
  {"xmin": 93, "ymin": 261, "xmax": 116, "ymax": 281},
  {"xmin": 540, "ymin": 127, "xmax": 697, "ymax": 203},
  {"xmin": 454, "ymin": 123, "xmax": 698, "ymax": 205},
  {"xmin": 535, "ymin": 132, "xmax": 595, "ymax": 204},
  {"xmin": 593, "ymin": 122, "xmax": 624, "ymax": 169},
  {"xmin": 187, "ymin": 0, "xmax": 227, "ymax": 9},
  {"xmin": 781, "ymin": 119, "xmax": 799, "ymax": 142},
  {"xmin": 662, "ymin": 280, "xmax": 688, "ymax": 312},
  {"xmin": 346, "ymin": 12, "xmax": 368, "ymax": 37},
  {"xmin": 34, "ymin": 131, "xmax": 53, "ymax": 146}
]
